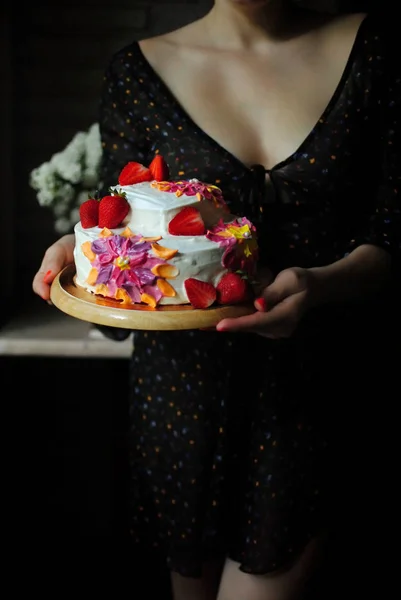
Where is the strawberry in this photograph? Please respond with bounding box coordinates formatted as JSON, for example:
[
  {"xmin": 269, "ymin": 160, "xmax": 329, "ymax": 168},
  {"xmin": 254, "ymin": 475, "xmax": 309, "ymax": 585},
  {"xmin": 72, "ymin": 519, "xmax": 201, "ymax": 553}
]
[
  {"xmin": 98, "ymin": 193, "xmax": 130, "ymax": 228},
  {"xmin": 184, "ymin": 278, "xmax": 216, "ymax": 309},
  {"xmin": 168, "ymin": 206, "xmax": 205, "ymax": 236},
  {"xmin": 216, "ymin": 272, "xmax": 250, "ymax": 305},
  {"xmin": 149, "ymin": 155, "xmax": 170, "ymax": 181},
  {"xmin": 79, "ymin": 196, "xmax": 99, "ymax": 229},
  {"xmin": 118, "ymin": 161, "xmax": 153, "ymax": 186}
]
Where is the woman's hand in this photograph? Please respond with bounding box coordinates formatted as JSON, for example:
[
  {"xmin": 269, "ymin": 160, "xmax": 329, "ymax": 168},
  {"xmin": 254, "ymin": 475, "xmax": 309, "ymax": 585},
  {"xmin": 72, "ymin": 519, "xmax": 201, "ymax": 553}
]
[
  {"xmin": 32, "ymin": 234, "xmax": 75, "ymax": 301},
  {"xmin": 214, "ymin": 245, "xmax": 392, "ymax": 338},
  {"xmin": 216, "ymin": 267, "xmax": 314, "ymax": 339}
]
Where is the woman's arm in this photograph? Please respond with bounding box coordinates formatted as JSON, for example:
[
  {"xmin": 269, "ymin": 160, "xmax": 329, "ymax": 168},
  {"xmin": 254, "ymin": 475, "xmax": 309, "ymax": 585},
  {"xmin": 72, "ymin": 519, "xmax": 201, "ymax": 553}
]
[
  {"xmin": 308, "ymin": 243, "xmax": 394, "ymax": 307},
  {"xmin": 312, "ymin": 24, "xmax": 401, "ymax": 307}
]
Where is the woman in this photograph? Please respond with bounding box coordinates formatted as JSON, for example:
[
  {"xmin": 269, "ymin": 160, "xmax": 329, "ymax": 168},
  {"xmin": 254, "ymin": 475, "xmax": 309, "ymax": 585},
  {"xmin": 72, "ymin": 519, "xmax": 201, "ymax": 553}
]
[{"xmin": 32, "ymin": 1, "xmax": 400, "ymax": 599}]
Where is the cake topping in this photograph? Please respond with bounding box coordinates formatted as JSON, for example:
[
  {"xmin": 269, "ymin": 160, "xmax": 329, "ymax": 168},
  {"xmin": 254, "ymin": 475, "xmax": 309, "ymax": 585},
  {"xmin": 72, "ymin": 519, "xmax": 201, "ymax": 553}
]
[
  {"xmin": 114, "ymin": 256, "xmax": 131, "ymax": 269},
  {"xmin": 150, "ymin": 242, "xmax": 179, "ymax": 260},
  {"xmin": 216, "ymin": 272, "xmax": 250, "ymax": 305},
  {"xmin": 151, "ymin": 179, "xmax": 226, "ymax": 207},
  {"xmin": 140, "ymin": 235, "xmax": 162, "ymax": 242},
  {"xmin": 168, "ymin": 206, "xmax": 206, "ymax": 236},
  {"xmin": 149, "ymin": 155, "xmax": 170, "ymax": 181},
  {"xmin": 150, "ymin": 264, "xmax": 179, "ymax": 279},
  {"xmin": 118, "ymin": 155, "xmax": 169, "ymax": 186},
  {"xmin": 121, "ymin": 226, "xmax": 135, "ymax": 238},
  {"xmin": 98, "ymin": 191, "xmax": 130, "ymax": 229},
  {"xmin": 184, "ymin": 278, "xmax": 217, "ymax": 309},
  {"xmin": 99, "ymin": 227, "xmax": 113, "ymax": 238},
  {"xmin": 118, "ymin": 161, "xmax": 153, "ymax": 185},
  {"xmin": 79, "ymin": 195, "xmax": 99, "ymax": 229},
  {"xmin": 82, "ymin": 231, "xmax": 180, "ymax": 306},
  {"xmin": 157, "ymin": 279, "xmax": 177, "ymax": 297},
  {"xmin": 140, "ymin": 293, "xmax": 158, "ymax": 308},
  {"xmin": 206, "ymin": 217, "xmax": 258, "ymax": 273}
]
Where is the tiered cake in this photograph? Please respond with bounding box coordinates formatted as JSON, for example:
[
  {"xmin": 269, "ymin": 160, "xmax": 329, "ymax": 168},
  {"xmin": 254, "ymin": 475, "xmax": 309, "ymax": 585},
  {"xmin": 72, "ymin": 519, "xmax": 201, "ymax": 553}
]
[{"xmin": 73, "ymin": 156, "xmax": 258, "ymax": 309}]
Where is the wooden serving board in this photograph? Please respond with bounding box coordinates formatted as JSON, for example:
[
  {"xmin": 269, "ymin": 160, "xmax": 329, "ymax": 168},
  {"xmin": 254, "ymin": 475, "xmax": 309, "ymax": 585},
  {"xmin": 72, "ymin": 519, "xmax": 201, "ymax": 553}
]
[{"xmin": 50, "ymin": 265, "xmax": 255, "ymax": 331}]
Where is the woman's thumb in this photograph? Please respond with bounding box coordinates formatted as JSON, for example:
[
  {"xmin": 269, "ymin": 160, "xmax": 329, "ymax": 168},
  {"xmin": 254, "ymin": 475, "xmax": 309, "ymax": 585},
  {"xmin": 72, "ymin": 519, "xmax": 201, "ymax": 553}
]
[{"xmin": 254, "ymin": 269, "xmax": 300, "ymax": 312}]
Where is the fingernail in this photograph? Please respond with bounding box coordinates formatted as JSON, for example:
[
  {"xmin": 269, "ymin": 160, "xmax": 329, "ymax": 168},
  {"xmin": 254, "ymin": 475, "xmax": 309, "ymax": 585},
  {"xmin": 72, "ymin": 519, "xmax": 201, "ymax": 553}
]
[
  {"xmin": 43, "ymin": 270, "xmax": 52, "ymax": 283},
  {"xmin": 255, "ymin": 297, "xmax": 267, "ymax": 311}
]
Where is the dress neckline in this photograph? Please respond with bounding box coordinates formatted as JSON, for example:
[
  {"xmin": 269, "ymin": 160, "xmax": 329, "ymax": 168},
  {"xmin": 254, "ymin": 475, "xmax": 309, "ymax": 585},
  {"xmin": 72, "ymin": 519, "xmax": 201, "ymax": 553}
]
[{"xmin": 133, "ymin": 14, "xmax": 370, "ymax": 175}]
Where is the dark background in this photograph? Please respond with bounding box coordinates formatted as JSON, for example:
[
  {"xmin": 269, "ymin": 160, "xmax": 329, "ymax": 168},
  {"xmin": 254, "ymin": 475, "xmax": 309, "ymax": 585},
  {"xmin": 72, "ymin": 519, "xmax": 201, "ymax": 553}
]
[{"xmin": 1, "ymin": 0, "xmax": 396, "ymax": 593}]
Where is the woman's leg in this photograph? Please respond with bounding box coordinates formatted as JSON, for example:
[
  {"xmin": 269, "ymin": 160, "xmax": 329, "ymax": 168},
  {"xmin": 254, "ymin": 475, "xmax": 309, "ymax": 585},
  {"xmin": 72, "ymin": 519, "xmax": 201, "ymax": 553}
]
[
  {"xmin": 171, "ymin": 559, "xmax": 224, "ymax": 600},
  {"xmin": 216, "ymin": 537, "xmax": 322, "ymax": 600}
]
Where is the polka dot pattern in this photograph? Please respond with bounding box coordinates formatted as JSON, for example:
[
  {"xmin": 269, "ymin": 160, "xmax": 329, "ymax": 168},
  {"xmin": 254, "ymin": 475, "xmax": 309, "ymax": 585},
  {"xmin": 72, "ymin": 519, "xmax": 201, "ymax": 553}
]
[{"xmin": 97, "ymin": 15, "xmax": 400, "ymax": 576}]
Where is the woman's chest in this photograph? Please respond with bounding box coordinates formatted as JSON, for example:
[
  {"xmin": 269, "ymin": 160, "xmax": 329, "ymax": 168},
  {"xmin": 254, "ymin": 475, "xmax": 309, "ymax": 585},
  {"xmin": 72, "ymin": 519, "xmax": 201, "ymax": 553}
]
[{"xmin": 143, "ymin": 41, "xmax": 365, "ymax": 172}]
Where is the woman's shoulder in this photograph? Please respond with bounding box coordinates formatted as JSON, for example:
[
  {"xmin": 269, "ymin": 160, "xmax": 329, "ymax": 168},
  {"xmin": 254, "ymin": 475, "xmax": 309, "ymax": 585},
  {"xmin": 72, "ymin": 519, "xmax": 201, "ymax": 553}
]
[
  {"xmin": 139, "ymin": 14, "xmax": 206, "ymax": 49},
  {"xmin": 319, "ymin": 11, "xmax": 398, "ymax": 78},
  {"xmin": 354, "ymin": 12, "xmax": 399, "ymax": 77},
  {"xmin": 346, "ymin": 11, "xmax": 398, "ymax": 58},
  {"xmin": 319, "ymin": 11, "xmax": 395, "ymax": 48},
  {"xmin": 103, "ymin": 17, "xmax": 204, "ymax": 85},
  {"xmin": 138, "ymin": 17, "xmax": 206, "ymax": 69}
]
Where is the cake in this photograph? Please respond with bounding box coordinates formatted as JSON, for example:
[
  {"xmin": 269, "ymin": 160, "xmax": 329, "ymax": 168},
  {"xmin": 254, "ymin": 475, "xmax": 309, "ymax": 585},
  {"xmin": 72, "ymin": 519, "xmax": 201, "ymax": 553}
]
[{"xmin": 73, "ymin": 155, "xmax": 259, "ymax": 309}]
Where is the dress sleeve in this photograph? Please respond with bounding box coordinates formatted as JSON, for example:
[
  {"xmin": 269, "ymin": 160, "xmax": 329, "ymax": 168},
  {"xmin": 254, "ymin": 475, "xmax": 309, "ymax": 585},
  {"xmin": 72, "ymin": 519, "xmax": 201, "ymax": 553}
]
[
  {"xmin": 97, "ymin": 44, "xmax": 153, "ymax": 195},
  {"xmin": 347, "ymin": 25, "xmax": 401, "ymax": 275}
]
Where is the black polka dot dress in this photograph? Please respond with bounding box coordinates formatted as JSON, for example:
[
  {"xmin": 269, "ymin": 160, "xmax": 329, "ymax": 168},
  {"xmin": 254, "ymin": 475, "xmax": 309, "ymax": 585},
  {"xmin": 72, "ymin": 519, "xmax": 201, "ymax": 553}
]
[{"xmin": 98, "ymin": 14, "xmax": 400, "ymax": 576}]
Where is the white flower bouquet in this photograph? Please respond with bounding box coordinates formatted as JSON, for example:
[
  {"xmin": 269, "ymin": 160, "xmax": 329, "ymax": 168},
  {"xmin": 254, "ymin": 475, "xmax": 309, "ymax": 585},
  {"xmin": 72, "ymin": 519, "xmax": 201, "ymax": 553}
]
[{"xmin": 29, "ymin": 122, "xmax": 102, "ymax": 233}]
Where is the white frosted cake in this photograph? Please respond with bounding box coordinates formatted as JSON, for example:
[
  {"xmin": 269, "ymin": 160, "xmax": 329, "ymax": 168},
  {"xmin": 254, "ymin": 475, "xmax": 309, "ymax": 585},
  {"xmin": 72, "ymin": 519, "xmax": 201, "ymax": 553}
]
[{"xmin": 73, "ymin": 156, "xmax": 258, "ymax": 309}]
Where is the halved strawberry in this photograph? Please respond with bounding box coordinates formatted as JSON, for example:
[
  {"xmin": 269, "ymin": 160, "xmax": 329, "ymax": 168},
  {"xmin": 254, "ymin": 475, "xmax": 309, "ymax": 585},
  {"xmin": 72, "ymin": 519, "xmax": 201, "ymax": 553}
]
[
  {"xmin": 118, "ymin": 161, "xmax": 153, "ymax": 186},
  {"xmin": 149, "ymin": 155, "xmax": 170, "ymax": 181},
  {"xmin": 98, "ymin": 193, "xmax": 130, "ymax": 228},
  {"xmin": 216, "ymin": 272, "xmax": 250, "ymax": 305},
  {"xmin": 168, "ymin": 206, "xmax": 205, "ymax": 236},
  {"xmin": 184, "ymin": 278, "xmax": 216, "ymax": 309},
  {"xmin": 79, "ymin": 196, "xmax": 99, "ymax": 229}
]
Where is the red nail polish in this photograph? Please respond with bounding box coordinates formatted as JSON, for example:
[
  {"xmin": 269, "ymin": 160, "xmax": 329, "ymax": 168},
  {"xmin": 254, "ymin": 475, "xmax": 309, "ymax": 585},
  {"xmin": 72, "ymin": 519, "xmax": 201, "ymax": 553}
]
[
  {"xmin": 43, "ymin": 270, "xmax": 52, "ymax": 283},
  {"xmin": 255, "ymin": 297, "xmax": 267, "ymax": 311}
]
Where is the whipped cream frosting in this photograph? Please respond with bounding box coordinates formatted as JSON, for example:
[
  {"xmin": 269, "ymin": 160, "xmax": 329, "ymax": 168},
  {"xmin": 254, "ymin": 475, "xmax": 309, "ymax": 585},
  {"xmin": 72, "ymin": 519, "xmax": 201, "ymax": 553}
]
[
  {"xmin": 111, "ymin": 180, "xmax": 230, "ymax": 237},
  {"xmin": 73, "ymin": 178, "xmax": 257, "ymax": 307},
  {"xmin": 74, "ymin": 223, "xmax": 226, "ymax": 305}
]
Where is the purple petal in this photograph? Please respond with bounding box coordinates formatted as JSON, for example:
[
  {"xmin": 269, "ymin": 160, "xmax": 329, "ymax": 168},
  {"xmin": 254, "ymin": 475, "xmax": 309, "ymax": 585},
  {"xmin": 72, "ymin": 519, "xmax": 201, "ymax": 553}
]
[
  {"xmin": 125, "ymin": 270, "xmax": 142, "ymax": 288},
  {"xmin": 92, "ymin": 238, "xmax": 112, "ymax": 255},
  {"xmin": 129, "ymin": 240, "xmax": 151, "ymax": 253},
  {"xmin": 98, "ymin": 252, "xmax": 116, "ymax": 265},
  {"xmin": 133, "ymin": 268, "xmax": 156, "ymax": 286},
  {"xmin": 113, "ymin": 266, "xmax": 127, "ymax": 287},
  {"xmin": 129, "ymin": 251, "xmax": 148, "ymax": 267},
  {"xmin": 143, "ymin": 284, "xmax": 163, "ymax": 303},
  {"xmin": 109, "ymin": 235, "xmax": 126, "ymax": 255},
  {"xmin": 122, "ymin": 283, "xmax": 142, "ymax": 303},
  {"xmin": 143, "ymin": 256, "xmax": 166, "ymax": 269},
  {"xmin": 96, "ymin": 264, "xmax": 113, "ymax": 284}
]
